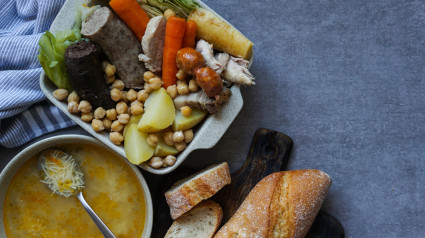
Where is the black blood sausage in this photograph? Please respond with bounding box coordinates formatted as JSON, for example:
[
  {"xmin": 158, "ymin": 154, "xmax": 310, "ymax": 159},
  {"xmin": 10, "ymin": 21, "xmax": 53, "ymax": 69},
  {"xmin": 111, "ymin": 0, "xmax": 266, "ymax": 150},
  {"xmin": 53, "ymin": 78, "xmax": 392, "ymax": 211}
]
[
  {"xmin": 81, "ymin": 7, "xmax": 146, "ymax": 89},
  {"xmin": 64, "ymin": 41, "xmax": 115, "ymax": 109}
]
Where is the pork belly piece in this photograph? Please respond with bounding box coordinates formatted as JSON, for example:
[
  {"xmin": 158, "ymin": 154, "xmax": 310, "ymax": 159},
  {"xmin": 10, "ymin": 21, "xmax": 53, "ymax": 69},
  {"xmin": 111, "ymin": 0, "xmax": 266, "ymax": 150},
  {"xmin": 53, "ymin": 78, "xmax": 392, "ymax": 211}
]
[
  {"xmin": 173, "ymin": 88, "xmax": 232, "ymax": 114},
  {"xmin": 196, "ymin": 39, "xmax": 225, "ymax": 74},
  {"xmin": 81, "ymin": 7, "xmax": 146, "ymax": 89},
  {"xmin": 138, "ymin": 16, "xmax": 166, "ymax": 73},
  {"xmin": 65, "ymin": 41, "xmax": 115, "ymax": 109},
  {"xmin": 223, "ymin": 56, "xmax": 255, "ymax": 86}
]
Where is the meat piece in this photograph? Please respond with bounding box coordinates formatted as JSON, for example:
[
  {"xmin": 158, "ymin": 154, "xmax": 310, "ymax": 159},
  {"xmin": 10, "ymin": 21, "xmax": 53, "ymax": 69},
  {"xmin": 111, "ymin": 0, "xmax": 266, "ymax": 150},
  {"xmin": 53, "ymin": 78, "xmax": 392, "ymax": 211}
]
[
  {"xmin": 223, "ymin": 56, "xmax": 255, "ymax": 86},
  {"xmin": 138, "ymin": 16, "xmax": 166, "ymax": 73},
  {"xmin": 196, "ymin": 39, "xmax": 225, "ymax": 74},
  {"xmin": 196, "ymin": 67, "xmax": 223, "ymax": 98},
  {"xmin": 176, "ymin": 47, "xmax": 205, "ymax": 75},
  {"xmin": 215, "ymin": 53, "xmax": 230, "ymax": 72},
  {"xmin": 81, "ymin": 7, "xmax": 145, "ymax": 89},
  {"xmin": 173, "ymin": 88, "xmax": 232, "ymax": 114},
  {"xmin": 65, "ymin": 41, "xmax": 115, "ymax": 109}
]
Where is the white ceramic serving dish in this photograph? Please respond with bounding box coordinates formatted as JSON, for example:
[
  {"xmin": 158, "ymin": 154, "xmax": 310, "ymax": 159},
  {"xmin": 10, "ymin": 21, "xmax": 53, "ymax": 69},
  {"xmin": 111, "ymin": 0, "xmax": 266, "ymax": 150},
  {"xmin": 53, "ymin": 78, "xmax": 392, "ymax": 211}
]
[
  {"xmin": 40, "ymin": 0, "xmax": 252, "ymax": 174},
  {"xmin": 0, "ymin": 135, "xmax": 153, "ymax": 237}
]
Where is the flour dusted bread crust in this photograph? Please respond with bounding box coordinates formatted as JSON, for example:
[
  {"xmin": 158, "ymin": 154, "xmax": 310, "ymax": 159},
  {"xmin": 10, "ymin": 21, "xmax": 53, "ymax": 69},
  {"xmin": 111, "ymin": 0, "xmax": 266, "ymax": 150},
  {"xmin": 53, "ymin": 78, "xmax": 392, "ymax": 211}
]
[
  {"xmin": 214, "ymin": 169, "xmax": 331, "ymax": 238},
  {"xmin": 165, "ymin": 162, "xmax": 231, "ymax": 220},
  {"xmin": 165, "ymin": 200, "xmax": 223, "ymax": 238}
]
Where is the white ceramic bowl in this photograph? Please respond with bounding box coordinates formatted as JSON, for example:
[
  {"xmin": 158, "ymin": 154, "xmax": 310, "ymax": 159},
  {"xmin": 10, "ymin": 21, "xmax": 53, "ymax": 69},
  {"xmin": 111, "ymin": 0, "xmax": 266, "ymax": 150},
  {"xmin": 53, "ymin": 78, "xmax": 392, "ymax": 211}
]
[
  {"xmin": 40, "ymin": 0, "xmax": 251, "ymax": 174},
  {"xmin": 0, "ymin": 135, "xmax": 153, "ymax": 238}
]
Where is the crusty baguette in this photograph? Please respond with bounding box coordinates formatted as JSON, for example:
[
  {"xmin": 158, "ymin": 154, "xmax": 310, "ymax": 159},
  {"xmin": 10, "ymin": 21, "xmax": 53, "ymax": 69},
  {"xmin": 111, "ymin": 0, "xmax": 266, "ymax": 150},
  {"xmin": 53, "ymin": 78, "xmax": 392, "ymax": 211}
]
[
  {"xmin": 214, "ymin": 169, "xmax": 332, "ymax": 238},
  {"xmin": 165, "ymin": 200, "xmax": 223, "ymax": 238},
  {"xmin": 165, "ymin": 162, "xmax": 231, "ymax": 220}
]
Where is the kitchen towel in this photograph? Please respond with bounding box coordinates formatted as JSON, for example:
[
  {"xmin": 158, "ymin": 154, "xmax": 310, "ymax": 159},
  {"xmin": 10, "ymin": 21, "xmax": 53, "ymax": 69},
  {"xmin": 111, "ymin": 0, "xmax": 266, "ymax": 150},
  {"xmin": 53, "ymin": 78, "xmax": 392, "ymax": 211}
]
[{"xmin": 0, "ymin": 0, "xmax": 75, "ymax": 148}]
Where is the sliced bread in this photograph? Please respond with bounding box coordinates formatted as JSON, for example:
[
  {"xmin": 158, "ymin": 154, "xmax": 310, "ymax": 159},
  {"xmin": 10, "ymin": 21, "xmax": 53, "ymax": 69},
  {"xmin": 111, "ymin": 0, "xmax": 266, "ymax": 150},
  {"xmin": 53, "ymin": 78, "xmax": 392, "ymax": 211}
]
[
  {"xmin": 165, "ymin": 162, "xmax": 231, "ymax": 220},
  {"xmin": 165, "ymin": 200, "xmax": 223, "ymax": 238}
]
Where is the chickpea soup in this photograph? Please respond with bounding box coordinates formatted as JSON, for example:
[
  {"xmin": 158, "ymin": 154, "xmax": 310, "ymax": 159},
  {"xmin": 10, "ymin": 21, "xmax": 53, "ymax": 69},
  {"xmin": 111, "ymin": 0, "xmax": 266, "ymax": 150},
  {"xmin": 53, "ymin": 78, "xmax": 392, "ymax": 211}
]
[{"xmin": 3, "ymin": 143, "xmax": 146, "ymax": 238}]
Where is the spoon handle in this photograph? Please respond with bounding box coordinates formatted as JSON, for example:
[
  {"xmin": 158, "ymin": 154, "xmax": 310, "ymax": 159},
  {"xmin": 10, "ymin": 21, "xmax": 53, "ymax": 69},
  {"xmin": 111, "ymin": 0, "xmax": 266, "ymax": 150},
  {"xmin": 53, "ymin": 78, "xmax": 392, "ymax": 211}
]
[{"xmin": 77, "ymin": 192, "xmax": 116, "ymax": 238}]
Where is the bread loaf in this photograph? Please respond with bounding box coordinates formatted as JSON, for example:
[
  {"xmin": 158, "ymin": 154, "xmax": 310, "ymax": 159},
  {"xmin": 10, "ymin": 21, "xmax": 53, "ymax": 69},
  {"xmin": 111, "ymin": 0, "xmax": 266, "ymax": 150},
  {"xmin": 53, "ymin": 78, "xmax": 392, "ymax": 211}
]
[
  {"xmin": 165, "ymin": 162, "xmax": 231, "ymax": 220},
  {"xmin": 165, "ymin": 200, "xmax": 223, "ymax": 238},
  {"xmin": 214, "ymin": 169, "xmax": 331, "ymax": 238}
]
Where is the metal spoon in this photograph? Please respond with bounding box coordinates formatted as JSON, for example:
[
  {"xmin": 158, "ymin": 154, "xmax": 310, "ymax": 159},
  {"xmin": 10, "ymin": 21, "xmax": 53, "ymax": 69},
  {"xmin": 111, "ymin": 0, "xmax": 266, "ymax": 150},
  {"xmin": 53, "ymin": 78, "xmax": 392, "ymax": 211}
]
[{"xmin": 38, "ymin": 149, "xmax": 116, "ymax": 238}]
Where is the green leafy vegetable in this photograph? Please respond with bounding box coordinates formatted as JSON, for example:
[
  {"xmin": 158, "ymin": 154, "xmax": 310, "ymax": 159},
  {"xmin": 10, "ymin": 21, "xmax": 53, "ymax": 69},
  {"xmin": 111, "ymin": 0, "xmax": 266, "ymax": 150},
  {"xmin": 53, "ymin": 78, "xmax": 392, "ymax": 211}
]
[
  {"xmin": 139, "ymin": 0, "xmax": 199, "ymax": 18},
  {"xmin": 37, "ymin": 20, "xmax": 81, "ymax": 90}
]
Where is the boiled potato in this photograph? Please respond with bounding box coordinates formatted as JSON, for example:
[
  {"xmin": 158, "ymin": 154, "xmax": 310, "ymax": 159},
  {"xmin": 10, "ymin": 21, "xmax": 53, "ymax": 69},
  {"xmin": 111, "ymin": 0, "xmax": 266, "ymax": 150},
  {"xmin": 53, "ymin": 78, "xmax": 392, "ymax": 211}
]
[
  {"xmin": 172, "ymin": 108, "xmax": 207, "ymax": 131},
  {"xmin": 154, "ymin": 134, "xmax": 179, "ymax": 157},
  {"xmin": 138, "ymin": 88, "xmax": 175, "ymax": 133},
  {"xmin": 188, "ymin": 8, "xmax": 253, "ymax": 60},
  {"xmin": 124, "ymin": 123, "xmax": 154, "ymax": 164},
  {"xmin": 123, "ymin": 114, "xmax": 142, "ymax": 137}
]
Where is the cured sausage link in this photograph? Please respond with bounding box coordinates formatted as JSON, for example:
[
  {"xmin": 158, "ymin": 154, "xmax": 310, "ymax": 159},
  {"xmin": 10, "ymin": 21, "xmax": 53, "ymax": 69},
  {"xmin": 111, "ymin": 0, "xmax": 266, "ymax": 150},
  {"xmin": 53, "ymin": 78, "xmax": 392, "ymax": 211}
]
[
  {"xmin": 81, "ymin": 7, "xmax": 146, "ymax": 89},
  {"xmin": 65, "ymin": 41, "xmax": 115, "ymax": 109}
]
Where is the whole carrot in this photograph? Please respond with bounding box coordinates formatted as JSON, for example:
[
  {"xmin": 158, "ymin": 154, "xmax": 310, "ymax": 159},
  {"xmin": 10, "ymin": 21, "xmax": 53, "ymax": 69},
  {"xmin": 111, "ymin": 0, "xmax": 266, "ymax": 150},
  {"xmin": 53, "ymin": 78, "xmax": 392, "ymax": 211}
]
[
  {"xmin": 109, "ymin": 0, "xmax": 150, "ymax": 41},
  {"xmin": 162, "ymin": 16, "xmax": 186, "ymax": 88},
  {"xmin": 182, "ymin": 20, "xmax": 197, "ymax": 48}
]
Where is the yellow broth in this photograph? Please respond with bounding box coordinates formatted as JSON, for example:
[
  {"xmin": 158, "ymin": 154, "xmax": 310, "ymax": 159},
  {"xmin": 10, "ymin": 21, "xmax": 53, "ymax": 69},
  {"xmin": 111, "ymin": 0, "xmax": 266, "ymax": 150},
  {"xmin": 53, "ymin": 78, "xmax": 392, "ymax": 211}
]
[{"xmin": 3, "ymin": 144, "xmax": 146, "ymax": 238}]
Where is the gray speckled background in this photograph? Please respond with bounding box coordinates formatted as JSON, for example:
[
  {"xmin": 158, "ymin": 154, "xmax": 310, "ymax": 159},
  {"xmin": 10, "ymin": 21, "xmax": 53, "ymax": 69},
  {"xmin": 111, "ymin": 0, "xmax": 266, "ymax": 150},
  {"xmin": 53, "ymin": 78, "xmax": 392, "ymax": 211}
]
[{"xmin": 1, "ymin": 0, "xmax": 425, "ymax": 237}]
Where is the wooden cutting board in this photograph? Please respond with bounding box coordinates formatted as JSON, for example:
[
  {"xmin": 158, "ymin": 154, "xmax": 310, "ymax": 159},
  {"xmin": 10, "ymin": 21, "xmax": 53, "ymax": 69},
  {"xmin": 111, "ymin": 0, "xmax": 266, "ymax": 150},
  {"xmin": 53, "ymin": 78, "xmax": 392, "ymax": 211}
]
[{"xmin": 149, "ymin": 128, "xmax": 344, "ymax": 238}]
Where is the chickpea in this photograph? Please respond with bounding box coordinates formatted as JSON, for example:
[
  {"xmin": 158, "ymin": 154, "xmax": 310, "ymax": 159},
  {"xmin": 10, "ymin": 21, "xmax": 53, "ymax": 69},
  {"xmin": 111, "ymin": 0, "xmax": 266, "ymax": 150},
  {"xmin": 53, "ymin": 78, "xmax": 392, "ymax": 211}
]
[
  {"xmin": 130, "ymin": 103, "xmax": 144, "ymax": 116},
  {"xmin": 176, "ymin": 69, "xmax": 187, "ymax": 81},
  {"xmin": 102, "ymin": 61, "xmax": 109, "ymax": 70},
  {"xmin": 173, "ymin": 131, "xmax": 184, "ymax": 143},
  {"xmin": 116, "ymin": 101, "xmax": 128, "ymax": 115},
  {"xmin": 111, "ymin": 79, "xmax": 125, "ymax": 90},
  {"xmin": 67, "ymin": 101, "xmax": 79, "ymax": 114},
  {"xmin": 166, "ymin": 85, "xmax": 178, "ymax": 99},
  {"xmin": 117, "ymin": 114, "xmax": 130, "ymax": 124},
  {"xmin": 91, "ymin": 119, "xmax": 104, "ymax": 132},
  {"xmin": 67, "ymin": 91, "xmax": 79, "ymax": 103},
  {"xmin": 106, "ymin": 109, "xmax": 117, "ymax": 121},
  {"xmin": 147, "ymin": 134, "xmax": 159, "ymax": 147},
  {"xmin": 105, "ymin": 63, "xmax": 116, "ymax": 77},
  {"xmin": 110, "ymin": 88, "xmax": 122, "ymax": 101},
  {"xmin": 189, "ymin": 79, "xmax": 199, "ymax": 92},
  {"xmin": 164, "ymin": 9, "xmax": 176, "ymax": 20},
  {"xmin": 180, "ymin": 106, "xmax": 192, "ymax": 117},
  {"xmin": 184, "ymin": 129, "xmax": 194, "ymax": 143},
  {"xmin": 137, "ymin": 90, "xmax": 149, "ymax": 102},
  {"xmin": 177, "ymin": 83, "xmax": 189, "ymax": 95},
  {"xmin": 143, "ymin": 71, "xmax": 155, "ymax": 82},
  {"xmin": 127, "ymin": 89, "xmax": 137, "ymax": 102},
  {"xmin": 175, "ymin": 141, "xmax": 187, "ymax": 151},
  {"xmin": 78, "ymin": 100, "xmax": 92, "ymax": 113},
  {"xmin": 109, "ymin": 132, "xmax": 124, "ymax": 145},
  {"xmin": 81, "ymin": 112, "xmax": 94, "ymax": 122},
  {"xmin": 149, "ymin": 157, "xmax": 163, "ymax": 168},
  {"xmin": 94, "ymin": 107, "xmax": 106, "ymax": 119},
  {"xmin": 120, "ymin": 91, "xmax": 128, "ymax": 103},
  {"xmin": 164, "ymin": 155, "xmax": 176, "ymax": 166},
  {"xmin": 105, "ymin": 74, "xmax": 115, "ymax": 84},
  {"xmin": 102, "ymin": 118, "xmax": 112, "ymax": 130},
  {"xmin": 53, "ymin": 89, "xmax": 69, "ymax": 101},
  {"xmin": 149, "ymin": 77, "xmax": 162, "ymax": 90},
  {"xmin": 111, "ymin": 120, "xmax": 124, "ymax": 132},
  {"xmin": 144, "ymin": 83, "xmax": 152, "ymax": 93},
  {"xmin": 163, "ymin": 131, "xmax": 174, "ymax": 146}
]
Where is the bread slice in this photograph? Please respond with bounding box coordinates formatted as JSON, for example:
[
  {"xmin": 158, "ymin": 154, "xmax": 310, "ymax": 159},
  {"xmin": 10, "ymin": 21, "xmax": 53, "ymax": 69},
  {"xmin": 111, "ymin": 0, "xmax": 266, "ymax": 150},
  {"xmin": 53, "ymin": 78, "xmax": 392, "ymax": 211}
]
[
  {"xmin": 214, "ymin": 169, "xmax": 331, "ymax": 238},
  {"xmin": 165, "ymin": 200, "xmax": 223, "ymax": 238},
  {"xmin": 165, "ymin": 162, "xmax": 231, "ymax": 220}
]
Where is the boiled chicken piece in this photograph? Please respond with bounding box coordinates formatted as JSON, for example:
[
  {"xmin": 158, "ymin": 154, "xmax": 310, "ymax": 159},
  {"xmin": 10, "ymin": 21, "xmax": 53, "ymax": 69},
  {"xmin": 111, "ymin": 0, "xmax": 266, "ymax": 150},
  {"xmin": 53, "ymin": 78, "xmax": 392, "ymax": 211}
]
[
  {"xmin": 215, "ymin": 52, "xmax": 230, "ymax": 71},
  {"xmin": 138, "ymin": 16, "xmax": 166, "ymax": 73},
  {"xmin": 196, "ymin": 39, "xmax": 225, "ymax": 74},
  {"xmin": 223, "ymin": 56, "xmax": 255, "ymax": 86},
  {"xmin": 173, "ymin": 88, "xmax": 232, "ymax": 114}
]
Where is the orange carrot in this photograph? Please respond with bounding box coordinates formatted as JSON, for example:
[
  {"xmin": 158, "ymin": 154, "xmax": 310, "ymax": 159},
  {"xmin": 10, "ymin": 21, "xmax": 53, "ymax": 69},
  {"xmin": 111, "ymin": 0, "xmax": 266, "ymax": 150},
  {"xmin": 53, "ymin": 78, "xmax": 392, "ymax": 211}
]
[
  {"xmin": 162, "ymin": 16, "xmax": 186, "ymax": 88},
  {"xmin": 109, "ymin": 0, "xmax": 150, "ymax": 41},
  {"xmin": 182, "ymin": 20, "xmax": 197, "ymax": 48}
]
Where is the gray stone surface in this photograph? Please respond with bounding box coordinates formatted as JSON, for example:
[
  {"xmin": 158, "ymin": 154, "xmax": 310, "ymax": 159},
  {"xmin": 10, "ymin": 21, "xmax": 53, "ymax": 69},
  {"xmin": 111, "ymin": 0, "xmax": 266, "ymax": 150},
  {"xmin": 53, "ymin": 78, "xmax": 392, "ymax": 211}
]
[{"xmin": 1, "ymin": 0, "xmax": 424, "ymax": 237}]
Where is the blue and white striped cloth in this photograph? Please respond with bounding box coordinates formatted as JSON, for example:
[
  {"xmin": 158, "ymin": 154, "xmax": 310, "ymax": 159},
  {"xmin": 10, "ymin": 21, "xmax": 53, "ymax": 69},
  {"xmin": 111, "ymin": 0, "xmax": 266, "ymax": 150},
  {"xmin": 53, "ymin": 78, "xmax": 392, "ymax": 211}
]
[{"xmin": 0, "ymin": 0, "xmax": 75, "ymax": 148}]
